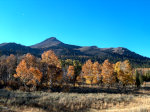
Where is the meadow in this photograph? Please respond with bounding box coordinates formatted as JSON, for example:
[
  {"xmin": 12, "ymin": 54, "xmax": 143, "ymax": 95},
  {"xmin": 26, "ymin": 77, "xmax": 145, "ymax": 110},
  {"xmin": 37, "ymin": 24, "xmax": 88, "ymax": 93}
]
[{"xmin": 0, "ymin": 83, "xmax": 150, "ymax": 112}]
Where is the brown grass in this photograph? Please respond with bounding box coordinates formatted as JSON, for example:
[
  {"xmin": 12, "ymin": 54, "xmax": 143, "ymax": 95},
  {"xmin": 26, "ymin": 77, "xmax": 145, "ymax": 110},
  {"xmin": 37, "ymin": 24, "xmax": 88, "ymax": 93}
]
[
  {"xmin": 0, "ymin": 89, "xmax": 134, "ymax": 112},
  {"xmin": 0, "ymin": 86, "xmax": 150, "ymax": 112},
  {"xmin": 90, "ymin": 96, "xmax": 150, "ymax": 112}
]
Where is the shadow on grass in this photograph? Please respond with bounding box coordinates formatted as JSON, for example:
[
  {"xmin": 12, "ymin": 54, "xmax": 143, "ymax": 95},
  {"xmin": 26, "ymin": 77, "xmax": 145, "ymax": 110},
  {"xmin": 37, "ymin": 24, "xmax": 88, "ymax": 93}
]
[{"xmin": 67, "ymin": 86, "xmax": 150, "ymax": 95}]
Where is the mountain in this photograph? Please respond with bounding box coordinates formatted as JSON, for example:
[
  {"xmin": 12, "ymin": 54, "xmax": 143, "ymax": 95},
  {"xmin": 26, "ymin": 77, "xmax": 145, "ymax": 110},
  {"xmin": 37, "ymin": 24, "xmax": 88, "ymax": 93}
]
[
  {"xmin": 0, "ymin": 43, "xmax": 40, "ymax": 56},
  {"xmin": 31, "ymin": 37, "xmax": 81, "ymax": 49},
  {"xmin": 30, "ymin": 37, "xmax": 82, "ymax": 56},
  {"xmin": 0, "ymin": 37, "xmax": 150, "ymax": 68},
  {"xmin": 31, "ymin": 37, "xmax": 63, "ymax": 48}
]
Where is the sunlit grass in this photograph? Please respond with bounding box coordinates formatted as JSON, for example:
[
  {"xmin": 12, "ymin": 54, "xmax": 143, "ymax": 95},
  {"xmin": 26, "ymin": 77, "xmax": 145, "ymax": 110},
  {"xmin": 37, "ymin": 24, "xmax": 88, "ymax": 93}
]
[{"xmin": 0, "ymin": 88, "xmax": 149, "ymax": 112}]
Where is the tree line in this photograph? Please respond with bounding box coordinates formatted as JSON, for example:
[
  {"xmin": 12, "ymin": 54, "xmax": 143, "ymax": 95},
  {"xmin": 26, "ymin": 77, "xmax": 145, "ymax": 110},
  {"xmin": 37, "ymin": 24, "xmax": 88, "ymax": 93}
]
[{"xmin": 0, "ymin": 50, "xmax": 149, "ymax": 91}]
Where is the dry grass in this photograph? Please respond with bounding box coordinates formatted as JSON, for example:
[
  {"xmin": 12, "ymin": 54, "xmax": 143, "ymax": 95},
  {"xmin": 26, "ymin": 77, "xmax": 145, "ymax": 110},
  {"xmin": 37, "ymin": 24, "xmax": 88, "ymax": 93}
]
[
  {"xmin": 0, "ymin": 86, "xmax": 150, "ymax": 112},
  {"xmin": 0, "ymin": 89, "xmax": 134, "ymax": 112},
  {"xmin": 91, "ymin": 96, "xmax": 150, "ymax": 112}
]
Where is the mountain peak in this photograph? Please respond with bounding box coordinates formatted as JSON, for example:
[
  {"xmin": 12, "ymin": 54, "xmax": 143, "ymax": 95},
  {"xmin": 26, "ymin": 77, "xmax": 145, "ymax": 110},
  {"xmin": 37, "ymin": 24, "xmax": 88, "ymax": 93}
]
[
  {"xmin": 31, "ymin": 37, "xmax": 63, "ymax": 49},
  {"xmin": 46, "ymin": 37, "xmax": 57, "ymax": 41}
]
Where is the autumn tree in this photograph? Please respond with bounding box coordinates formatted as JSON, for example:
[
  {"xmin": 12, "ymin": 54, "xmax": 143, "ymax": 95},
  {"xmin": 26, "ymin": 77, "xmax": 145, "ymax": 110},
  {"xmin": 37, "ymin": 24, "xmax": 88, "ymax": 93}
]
[
  {"xmin": 67, "ymin": 65, "xmax": 75, "ymax": 82},
  {"xmin": 24, "ymin": 53, "xmax": 37, "ymax": 67},
  {"xmin": 41, "ymin": 50, "xmax": 61, "ymax": 68},
  {"xmin": 101, "ymin": 60, "xmax": 116, "ymax": 86},
  {"xmin": 92, "ymin": 61, "xmax": 101, "ymax": 84},
  {"xmin": 41, "ymin": 50, "xmax": 62, "ymax": 89},
  {"xmin": 82, "ymin": 59, "xmax": 94, "ymax": 84},
  {"xmin": 81, "ymin": 60, "xmax": 101, "ymax": 85},
  {"xmin": 115, "ymin": 60, "xmax": 135, "ymax": 86},
  {"xmin": 14, "ymin": 53, "xmax": 42, "ymax": 90}
]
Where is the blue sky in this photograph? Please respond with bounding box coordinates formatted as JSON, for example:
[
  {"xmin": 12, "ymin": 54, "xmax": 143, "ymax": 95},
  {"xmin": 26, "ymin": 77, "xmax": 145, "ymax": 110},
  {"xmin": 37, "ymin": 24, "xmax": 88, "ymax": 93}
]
[{"xmin": 0, "ymin": 0, "xmax": 150, "ymax": 57}]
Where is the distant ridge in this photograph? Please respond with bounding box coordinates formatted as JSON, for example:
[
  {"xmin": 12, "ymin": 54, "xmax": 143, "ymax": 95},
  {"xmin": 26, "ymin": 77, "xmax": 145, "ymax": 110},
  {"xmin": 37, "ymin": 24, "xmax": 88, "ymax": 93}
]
[
  {"xmin": 0, "ymin": 42, "xmax": 40, "ymax": 56},
  {"xmin": 0, "ymin": 37, "xmax": 150, "ymax": 67}
]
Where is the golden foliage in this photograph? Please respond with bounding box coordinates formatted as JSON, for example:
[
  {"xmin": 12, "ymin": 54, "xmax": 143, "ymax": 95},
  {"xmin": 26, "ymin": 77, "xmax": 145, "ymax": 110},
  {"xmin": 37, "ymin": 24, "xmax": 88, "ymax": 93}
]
[
  {"xmin": 24, "ymin": 53, "xmax": 37, "ymax": 67},
  {"xmin": 101, "ymin": 60, "xmax": 116, "ymax": 85},
  {"xmin": 82, "ymin": 60, "xmax": 93, "ymax": 84},
  {"xmin": 67, "ymin": 65, "xmax": 75, "ymax": 80},
  {"xmin": 92, "ymin": 61, "xmax": 101, "ymax": 84},
  {"xmin": 41, "ymin": 50, "xmax": 61, "ymax": 68},
  {"xmin": 41, "ymin": 50, "xmax": 62, "ymax": 87},
  {"xmin": 27, "ymin": 67, "xmax": 43, "ymax": 86},
  {"xmin": 81, "ymin": 60, "xmax": 101, "ymax": 84},
  {"xmin": 115, "ymin": 60, "xmax": 135, "ymax": 85},
  {"xmin": 14, "ymin": 54, "xmax": 42, "ymax": 87},
  {"xmin": 82, "ymin": 59, "xmax": 93, "ymax": 76}
]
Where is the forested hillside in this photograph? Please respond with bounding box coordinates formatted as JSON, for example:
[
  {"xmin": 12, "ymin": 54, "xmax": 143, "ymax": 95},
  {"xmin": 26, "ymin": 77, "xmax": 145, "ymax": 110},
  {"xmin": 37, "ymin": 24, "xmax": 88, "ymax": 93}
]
[{"xmin": 0, "ymin": 37, "xmax": 150, "ymax": 68}]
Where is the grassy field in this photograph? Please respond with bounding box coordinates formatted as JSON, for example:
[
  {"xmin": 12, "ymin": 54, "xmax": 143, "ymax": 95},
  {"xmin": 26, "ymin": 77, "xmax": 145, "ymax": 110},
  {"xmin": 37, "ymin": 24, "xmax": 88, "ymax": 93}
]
[{"xmin": 0, "ymin": 84, "xmax": 150, "ymax": 112}]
